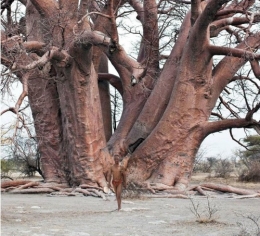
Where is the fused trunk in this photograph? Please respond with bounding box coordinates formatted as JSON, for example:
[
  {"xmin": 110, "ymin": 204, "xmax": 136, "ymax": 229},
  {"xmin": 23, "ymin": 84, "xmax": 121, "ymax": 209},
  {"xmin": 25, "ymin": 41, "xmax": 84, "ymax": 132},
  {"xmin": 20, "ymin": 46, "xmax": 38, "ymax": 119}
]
[
  {"xmin": 24, "ymin": 1, "xmax": 113, "ymax": 187},
  {"xmin": 25, "ymin": 1, "xmax": 66, "ymax": 183}
]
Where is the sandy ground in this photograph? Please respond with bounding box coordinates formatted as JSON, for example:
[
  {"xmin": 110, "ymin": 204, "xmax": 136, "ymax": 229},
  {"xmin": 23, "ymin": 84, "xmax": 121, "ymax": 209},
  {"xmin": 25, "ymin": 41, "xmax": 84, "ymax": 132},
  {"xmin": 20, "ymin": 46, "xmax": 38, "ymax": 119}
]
[
  {"xmin": 1, "ymin": 190, "xmax": 260, "ymax": 236},
  {"xmin": 1, "ymin": 173, "xmax": 260, "ymax": 236}
]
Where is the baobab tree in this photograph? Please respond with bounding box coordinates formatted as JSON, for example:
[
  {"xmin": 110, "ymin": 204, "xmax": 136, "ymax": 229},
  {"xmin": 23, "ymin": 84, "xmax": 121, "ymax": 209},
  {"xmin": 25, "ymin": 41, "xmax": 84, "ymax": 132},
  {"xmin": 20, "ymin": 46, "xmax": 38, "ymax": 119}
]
[{"xmin": 1, "ymin": 0, "xmax": 260, "ymax": 193}]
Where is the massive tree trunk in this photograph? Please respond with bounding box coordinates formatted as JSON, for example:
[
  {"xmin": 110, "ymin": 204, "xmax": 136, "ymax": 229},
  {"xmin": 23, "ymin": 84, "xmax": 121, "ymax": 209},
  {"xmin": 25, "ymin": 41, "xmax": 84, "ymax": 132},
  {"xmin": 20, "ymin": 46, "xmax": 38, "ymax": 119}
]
[
  {"xmin": 124, "ymin": 1, "xmax": 260, "ymax": 188},
  {"xmin": 1, "ymin": 0, "xmax": 259, "ymax": 190},
  {"xmin": 25, "ymin": 1, "xmax": 66, "ymax": 183},
  {"xmin": 25, "ymin": 0, "xmax": 113, "ymax": 187}
]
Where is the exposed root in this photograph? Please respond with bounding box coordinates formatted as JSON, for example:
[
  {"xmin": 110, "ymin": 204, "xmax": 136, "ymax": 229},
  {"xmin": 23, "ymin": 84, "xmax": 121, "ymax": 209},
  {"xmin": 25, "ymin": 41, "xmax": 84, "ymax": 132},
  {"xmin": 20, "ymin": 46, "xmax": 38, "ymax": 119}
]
[
  {"xmin": 18, "ymin": 181, "xmax": 39, "ymax": 189},
  {"xmin": 148, "ymin": 182, "xmax": 175, "ymax": 191},
  {"xmin": 194, "ymin": 186, "xmax": 208, "ymax": 196},
  {"xmin": 88, "ymin": 189, "xmax": 107, "ymax": 200},
  {"xmin": 1, "ymin": 180, "xmax": 32, "ymax": 188},
  {"xmin": 80, "ymin": 184, "xmax": 104, "ymax": 191},
  {"xmin": 75, "ymin": 188, "xmax": 100, "ymax": 197},
  {"xmin": 200, "ymin": 183, "xmax": 257, "ymax": 195},
  {"xmin": 126, "ymin": 181, "xmax": 260, "ymax": 199},
  {"xmin": 1, "ymin": 179, "xmax": 259, "ymax": 199}
]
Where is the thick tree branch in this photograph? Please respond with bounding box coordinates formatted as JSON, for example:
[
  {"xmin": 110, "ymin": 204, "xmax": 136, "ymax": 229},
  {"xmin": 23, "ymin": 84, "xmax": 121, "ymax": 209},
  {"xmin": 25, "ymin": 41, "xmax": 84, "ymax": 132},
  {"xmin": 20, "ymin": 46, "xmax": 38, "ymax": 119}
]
[
  {"xmin": 210, "ymin": 14, "xmax": 260, "ymax": 31},
  {"xmin": 19, "ymin": 0, "xmax": 27, "ymax": 5},
  {"xmin": 1, "ymin": 72, "xmax": 34, "ymax": 140},
  {"xmin": 209, "ymin": 45, "xmax": 260, "ymax": 60},
  {"xmin": 216, "ymin": 0, "xmax": 256, "ymax": 19},
  {"xmin": 204, "ymin": 118, "xmax": 259, "ymax": 136},
  {"xmin": 23, "ymin": 41, "xmax": 46, "ymax": 53},
  {"xmin": 78, "ymin": 30, "xmax": 145, "ymax": 87},
  {"xmin": 212, "ymin": 33, "xmax": 260, "ymax": 101},
  {"xmin": 194, "ymin": 0, "xmax": 230, "ymax": 34},
  {"xmin": 187, "ymin": 0, "xmax": 230, "ymax": 58},
  {"xmin": 77, "ymin": 12, "xmax": 111, "ymax": 26},
  {"xmin": 78, "ymin": 0, "xmax": 89, "ymax": 20},
  {"xmin": 250, "ymin": 60, "xmax": 260, "ymax": 79},
  {"xmin": 191, "ymin": 0, "xmax": 201, "ymax": 26},
  {"xmin": 1, "ymin": 35, "xmax": 46, "ymax": 55},
  {"xmin": 140, "ymin": 0, "xmax": 159, "ymax": 75},
  {"xmin": 11, "ymin": 46, "xmax": 71, "ymax": 71},
  {"xmin": 225, "ymin": 26, "xmax": 243, "ymax": 43},
  {"xmin": 15, "ymin": 72, "xmax": 29, "ymax": 112},
  {"xmin": 98, "ymin": 73, "xmax": 123, "ymax": 95},
  {"xmin": 29, "ymin": 0, "xmax": 58, "ymax": 17},
  {"xmin": 108, "ymin": 0, "xmax": 119, "ymax": 43},
  {"xmin": 216, "ymin": 9, "xmax": 244, "ymax": 18},
  {"xmin": 77, "ymin": 30, "xmax": 111, "ymax": 48},
  {"xmin": 1, "ymin": 72, "xmax": 29, "ymax": 115},
  {"xmin": 128, "ymin": 0, "xmax": 144, "ymax": 23},
  {"xmin": 59, "ymin": 0, "xmax": 78, "ymax": 15}
]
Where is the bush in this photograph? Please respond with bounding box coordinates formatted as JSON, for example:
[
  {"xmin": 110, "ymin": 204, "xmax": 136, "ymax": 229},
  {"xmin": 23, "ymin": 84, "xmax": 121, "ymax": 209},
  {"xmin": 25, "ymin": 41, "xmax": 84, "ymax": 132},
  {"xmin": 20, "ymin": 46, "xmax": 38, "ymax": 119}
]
[
  {"xmin": 235, "ymin": 135, "xmax": 260, "ymax": 183},
  {"xmin": 214, "ymin": 159, "xmax": 233, "ymax": 178},
  {"xmin": 193, "ymin": 157, "xmax": 218, "ymax": 173},
  {"xmin": 1, "ymin": 159, "xmax": 15, "ymax": 177},
  {"xmin": 238, "ymin": 161, "xmax": 260, "ymax": 182}
]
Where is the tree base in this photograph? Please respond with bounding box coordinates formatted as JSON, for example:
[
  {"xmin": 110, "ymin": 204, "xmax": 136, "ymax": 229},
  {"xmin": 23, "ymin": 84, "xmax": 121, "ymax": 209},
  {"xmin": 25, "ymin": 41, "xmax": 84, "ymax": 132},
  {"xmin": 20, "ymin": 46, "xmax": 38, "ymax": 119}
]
[{"xmin": 1, "ymin": 179, "xmax": 259, "ymax": 199}]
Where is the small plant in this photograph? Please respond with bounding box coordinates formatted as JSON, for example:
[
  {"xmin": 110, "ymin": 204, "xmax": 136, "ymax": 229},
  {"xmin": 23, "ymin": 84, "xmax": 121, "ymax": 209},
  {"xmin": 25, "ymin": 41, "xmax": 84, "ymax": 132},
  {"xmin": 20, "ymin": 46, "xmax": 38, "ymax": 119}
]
[
  {"xmin": 235, "ymin": 214, "xmax": 260, "ymax": 236},
  {"xmin": 189, "ymin": 196, "xmax": 218, "ymax": 223},
  {"xmin": 122, "ymin": 189, "xmax": 142, "ymax": 199},
  {"xmin": 121, "ymin": 182, "xmax": 146, "ymax": 200}
]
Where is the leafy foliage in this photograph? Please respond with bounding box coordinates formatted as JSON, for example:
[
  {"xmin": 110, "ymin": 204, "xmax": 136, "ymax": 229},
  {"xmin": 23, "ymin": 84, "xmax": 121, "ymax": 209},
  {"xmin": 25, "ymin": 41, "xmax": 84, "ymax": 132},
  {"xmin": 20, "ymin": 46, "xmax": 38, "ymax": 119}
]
[{"xmin": 237, "ymin": 135, "xmax": 260, "ymax": 182}]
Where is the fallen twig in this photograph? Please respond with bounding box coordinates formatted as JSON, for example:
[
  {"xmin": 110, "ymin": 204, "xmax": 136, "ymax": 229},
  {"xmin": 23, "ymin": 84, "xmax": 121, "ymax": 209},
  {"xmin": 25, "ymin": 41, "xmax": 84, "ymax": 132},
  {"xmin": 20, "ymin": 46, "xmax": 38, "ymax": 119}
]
[
  {"xmin": 10, "ymin": 187, "xmax": 54, "ymax": 194},
  {"xmin": 143, "ymin": 194, "xmax": 189, "ymax": 199}
]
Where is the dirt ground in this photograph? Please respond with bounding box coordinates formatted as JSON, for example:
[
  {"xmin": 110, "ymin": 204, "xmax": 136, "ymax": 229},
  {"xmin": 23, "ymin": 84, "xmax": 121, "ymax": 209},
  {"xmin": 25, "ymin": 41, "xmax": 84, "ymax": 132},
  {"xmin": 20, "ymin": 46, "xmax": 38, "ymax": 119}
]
[{"xmin": 1, "ymin": 174, "xmax": 260, "ymax": 236}]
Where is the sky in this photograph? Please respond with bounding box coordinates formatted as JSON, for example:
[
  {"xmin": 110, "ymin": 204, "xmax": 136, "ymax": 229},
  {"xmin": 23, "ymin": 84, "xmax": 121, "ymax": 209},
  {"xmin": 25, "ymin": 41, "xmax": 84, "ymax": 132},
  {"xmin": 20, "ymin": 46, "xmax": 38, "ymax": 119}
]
[{"xmin": 200, "ymin": 129, "xmax": 256, "ymax": 159}]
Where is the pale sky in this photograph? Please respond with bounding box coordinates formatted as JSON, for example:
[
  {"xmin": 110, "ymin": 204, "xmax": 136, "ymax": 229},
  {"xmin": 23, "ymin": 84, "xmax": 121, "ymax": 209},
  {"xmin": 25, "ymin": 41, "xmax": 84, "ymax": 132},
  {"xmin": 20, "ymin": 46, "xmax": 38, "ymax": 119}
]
[{"xmin": 200, "ymin": 129, "xmax": 255, "ymax": 159}]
